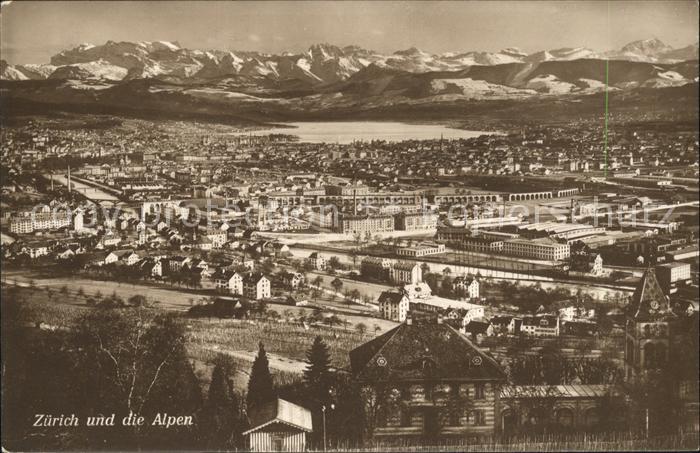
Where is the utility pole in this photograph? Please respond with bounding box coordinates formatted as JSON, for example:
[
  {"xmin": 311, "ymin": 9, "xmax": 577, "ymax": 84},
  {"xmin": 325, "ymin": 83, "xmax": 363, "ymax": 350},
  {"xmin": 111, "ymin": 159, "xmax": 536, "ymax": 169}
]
[
  {"xmin": 645, "ymin": 406, "xmax": 650, "ymax": 439},
  {"xmin": 322, "ymin": 402, "xmax": 335, "ymax": 452},
  {"xmin": 322, "ymin": 405, "xmax": 327, "ymax": 452}
]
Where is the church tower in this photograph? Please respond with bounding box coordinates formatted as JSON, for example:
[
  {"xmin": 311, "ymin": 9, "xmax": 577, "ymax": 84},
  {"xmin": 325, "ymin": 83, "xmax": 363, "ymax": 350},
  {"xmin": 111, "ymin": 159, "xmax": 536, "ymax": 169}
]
[{"xmin": 624, "ymin": 268, "xmax": 674, "ymax": 382}]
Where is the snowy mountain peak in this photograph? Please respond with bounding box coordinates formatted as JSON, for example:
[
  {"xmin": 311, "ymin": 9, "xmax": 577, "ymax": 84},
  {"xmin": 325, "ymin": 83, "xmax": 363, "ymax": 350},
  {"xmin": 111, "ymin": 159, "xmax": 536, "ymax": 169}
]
[
  {"xmin": 621, "ymin": 38, "xmax": 672, "ymax": 55},
  {"xmin": 394, "ymin": 47, "xmax": 430, "ymax": 57},
  {"xmin": 5, "ymin": 39, "xmax": 698, "ymax": 84},
  {"xmin": 501, "ymin": 47, "xmax": 528, "ymax": 57}
]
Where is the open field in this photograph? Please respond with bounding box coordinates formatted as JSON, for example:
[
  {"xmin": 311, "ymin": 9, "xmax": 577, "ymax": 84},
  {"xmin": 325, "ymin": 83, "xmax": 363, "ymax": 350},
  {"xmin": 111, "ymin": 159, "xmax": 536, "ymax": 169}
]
[
  {"xmin": 186, "ymin": 317, "xmax": 369, "ymax": 372},
  {"xmin": 2, "ymin": 285, "xmax": 371, "ymax": 391}
]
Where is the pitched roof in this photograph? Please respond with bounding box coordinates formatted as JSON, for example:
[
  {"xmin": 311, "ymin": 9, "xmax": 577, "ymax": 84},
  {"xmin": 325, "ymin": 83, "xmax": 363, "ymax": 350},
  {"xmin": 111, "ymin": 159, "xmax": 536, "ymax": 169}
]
[
  {"xmin": 377, "ymin": 291, "xmax": 407, "ymax": 305},
  {"xmin": 629, "ymin": 268, "xmax": 672, "ymax": 320},
  {"xmin": 463, "ymin": 320, "xmax": 491, "ymax": 335},
  {"xmin": 243, "ymin": 399, "xmax": 312, "ymax": 435},
  {"xmin": 393, "ymin": 261, "xmax": 419, "ymax": 271},
  {"xmin": 349, "ymin": 321, "xmax": 506, "ymax": 382},
  {"xmin": 245, "ymin": 272, "xmax": 267, "ymax": 284}
]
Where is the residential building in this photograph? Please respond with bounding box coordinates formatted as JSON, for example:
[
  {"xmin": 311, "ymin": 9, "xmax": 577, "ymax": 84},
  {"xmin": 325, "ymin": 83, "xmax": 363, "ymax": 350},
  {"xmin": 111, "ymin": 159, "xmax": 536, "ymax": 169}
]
[
  {"xmin": 244, "ymin": 273, "xmax": 271, "ymax": 300},
  {"xmin": 349, "ymin": 318, "xmax": 507, "ymax": 442},
  {"xmin": 138, "ymin": 258, "xmax": 163, "ymax": 277},
  {"xmin": 360, "ymin": 256, "xmax": 393, "ymax": 280},
  {"xmin": 23, "ymin": 243, "xmax": 49, "ymax": 259},
  {"xmin": 10, "ymin": 211, "xmax": 71, "ymax": 234},
  {"xmin": 284, "ymin": 272, "xmax": 304, "ymax": 289},
  {"xmin": 212, "ymin": 270, "xmax": 244, "ymax": 295},
  {"xmin": 452, "ymin": 276, "xmax": 480, "ymax": 299},
  {"xmin": 98, "ymin": 232, "xmax": 121, "ymax": 249},
  {"xmin": 378, "ymin": 291, "xmax": 410, "ymax": 322},
  {"xmin": 391, "ymin": 261, "xmax": 422, "ymax": 285},
  {"xmin": 518, "ymin": 315, "xmax": 560, "ymax": 337},
  {"xmin": 461, "ymin": 305, "xmax": 486, "ymax": 325},
  {"xmin": 203, "ymin": 229, "xmax": 227, "ymax": 248},
  {"xmin": 306, "ymin": 252, "xmax": 327, "ymax": 270},
  {"xmin": 167, "ymin": 256, "xmax": 191, "ymax": 273}
]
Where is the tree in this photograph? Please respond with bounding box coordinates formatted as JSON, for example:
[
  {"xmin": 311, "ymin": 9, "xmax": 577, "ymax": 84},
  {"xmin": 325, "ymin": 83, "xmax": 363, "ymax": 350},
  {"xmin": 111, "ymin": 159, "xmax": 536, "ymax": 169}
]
[
  {"xmin": 356, "ymin": 322, "xmax": 368, "ymax": 336},
  {"xmin": 331, "ymin": 277, "xmax": 343, "ymax": 294},
  {"xmin": 328, "ymin": 256, "xmax": 341, "ymax": 270},
  {"xmin": 200, "ymin": 355, "xmax": 242, "ymax": 448},
  {"xmin": 128, "ymin": 294, "xmax": 149, "ymax": 307},
  {"xmin": 304, "ymin": 336, "xmax": 333, "ymax": 406},
  {"xmin": 247, "ymin": 343, "xmax": 275, "ymax": 411},
  {"xmin": 71, "ymin": 308, "xmax": 202, "ymax": 447},
  {"xmin": 420, "ymin": 263, "xmax": 431, "ymax": 276}
]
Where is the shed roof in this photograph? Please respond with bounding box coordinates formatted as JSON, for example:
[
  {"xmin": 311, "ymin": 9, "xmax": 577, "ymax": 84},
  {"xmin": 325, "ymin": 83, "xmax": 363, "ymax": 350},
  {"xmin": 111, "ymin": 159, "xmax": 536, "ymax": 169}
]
[{"xmin": 243, "ymin": 399, "xmax": 312, "ymax": 435}]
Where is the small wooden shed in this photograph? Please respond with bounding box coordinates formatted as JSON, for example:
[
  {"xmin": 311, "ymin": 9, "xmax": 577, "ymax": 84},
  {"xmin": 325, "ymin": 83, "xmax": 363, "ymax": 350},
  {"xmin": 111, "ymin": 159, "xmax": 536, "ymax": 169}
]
[{"xmin": 243, "ymin": 398, "xmax": 313, "ymax": 452}]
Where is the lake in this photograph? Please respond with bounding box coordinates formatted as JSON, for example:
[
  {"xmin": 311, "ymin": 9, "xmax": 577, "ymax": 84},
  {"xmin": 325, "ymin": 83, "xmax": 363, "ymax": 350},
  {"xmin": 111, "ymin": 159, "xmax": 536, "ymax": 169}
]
[{"xmin": 242, "ymin": 121, "xmax": 497, "ymax": 144}]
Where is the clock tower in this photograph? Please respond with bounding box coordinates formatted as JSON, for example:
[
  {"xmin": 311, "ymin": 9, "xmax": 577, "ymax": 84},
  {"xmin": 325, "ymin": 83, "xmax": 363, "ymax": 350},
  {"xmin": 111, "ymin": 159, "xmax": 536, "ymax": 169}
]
[{"xmin": 624, "ymin": 268, "xmax": 674, "ymax": 382}]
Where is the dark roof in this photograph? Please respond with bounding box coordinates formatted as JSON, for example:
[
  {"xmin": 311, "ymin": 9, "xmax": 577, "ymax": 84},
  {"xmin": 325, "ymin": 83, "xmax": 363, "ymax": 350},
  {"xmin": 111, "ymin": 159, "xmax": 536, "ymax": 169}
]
[
  {"xmin": 629, "ymin": 268, "xmax": 673, "ymax": 321},
  {"xmin": 490, "ymin": 315, "xmax": 513, "ymax": 325},
  {"xmin": 464, "ymin": 320, "xmax": 491, "ymax": 335},
  {"xmin": 393, "ymin": 261, "xmax": 419, "ymax": 271},
  {"xmin": 377, "ymin": 291, "xmax": 406, "ymax": 304},
  {"xmin": 349, "ymin": 321, "xmax": 506, "ymax": 382},
  {"xmin": 245, "ymin": 272, "xmax": 267, "ymax": 284}
]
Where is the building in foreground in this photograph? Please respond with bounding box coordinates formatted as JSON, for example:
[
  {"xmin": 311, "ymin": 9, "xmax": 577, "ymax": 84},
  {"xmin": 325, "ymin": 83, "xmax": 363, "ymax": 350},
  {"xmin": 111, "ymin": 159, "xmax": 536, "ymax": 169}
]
[
  {"xmin": 349, "ymin": 318, "xmax": 507, "ymax": 443},
  {"xmin": 624, "ymin": 267, "xmax": 699, "ymax": 432},
  {"xmin": 243, "ymin": 398, "xmax": 312, "ymax": 452}
]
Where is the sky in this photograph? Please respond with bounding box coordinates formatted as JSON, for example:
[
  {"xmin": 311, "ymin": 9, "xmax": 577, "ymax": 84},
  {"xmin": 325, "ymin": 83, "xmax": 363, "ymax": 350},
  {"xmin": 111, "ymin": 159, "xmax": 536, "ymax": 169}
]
[{"xmin": 1, "ymin": 1, "xmax": 698, "ymax": 64}]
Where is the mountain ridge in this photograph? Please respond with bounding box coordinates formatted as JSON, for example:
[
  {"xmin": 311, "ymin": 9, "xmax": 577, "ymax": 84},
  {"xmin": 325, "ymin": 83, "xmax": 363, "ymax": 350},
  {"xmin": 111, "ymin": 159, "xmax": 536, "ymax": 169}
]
[{"xmin": 2, "ymin": 38, "xmax": 698, "ymax": 85}]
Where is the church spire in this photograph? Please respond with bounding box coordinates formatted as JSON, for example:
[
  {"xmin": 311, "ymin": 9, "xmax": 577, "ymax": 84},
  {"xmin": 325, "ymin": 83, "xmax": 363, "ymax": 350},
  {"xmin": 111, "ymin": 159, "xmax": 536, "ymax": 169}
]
[{"xmin": 629, "ymin": 267, "xmax": 671, "ymax": 320}]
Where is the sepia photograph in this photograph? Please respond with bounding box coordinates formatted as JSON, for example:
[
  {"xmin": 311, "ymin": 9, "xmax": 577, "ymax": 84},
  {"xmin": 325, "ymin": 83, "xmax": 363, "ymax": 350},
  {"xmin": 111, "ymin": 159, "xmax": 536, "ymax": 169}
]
[{"xmin": 0, "ymin": 1, "xmax": 698, "ymax": 451}]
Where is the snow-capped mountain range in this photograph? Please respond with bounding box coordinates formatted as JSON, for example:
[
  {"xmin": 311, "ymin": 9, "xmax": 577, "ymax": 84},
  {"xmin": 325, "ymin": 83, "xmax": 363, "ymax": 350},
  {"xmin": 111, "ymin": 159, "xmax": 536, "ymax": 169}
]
[{"xmin": 2, "ymin": 38, "xmax": 698, "ymax": 84}]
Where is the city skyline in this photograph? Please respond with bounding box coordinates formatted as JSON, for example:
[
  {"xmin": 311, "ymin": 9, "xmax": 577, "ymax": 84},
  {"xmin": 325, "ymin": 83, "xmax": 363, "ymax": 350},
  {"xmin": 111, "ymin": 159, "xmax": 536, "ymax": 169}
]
[{"xmin": 1, "ymin": 0, "xmax": 698, "ymax": 64}]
